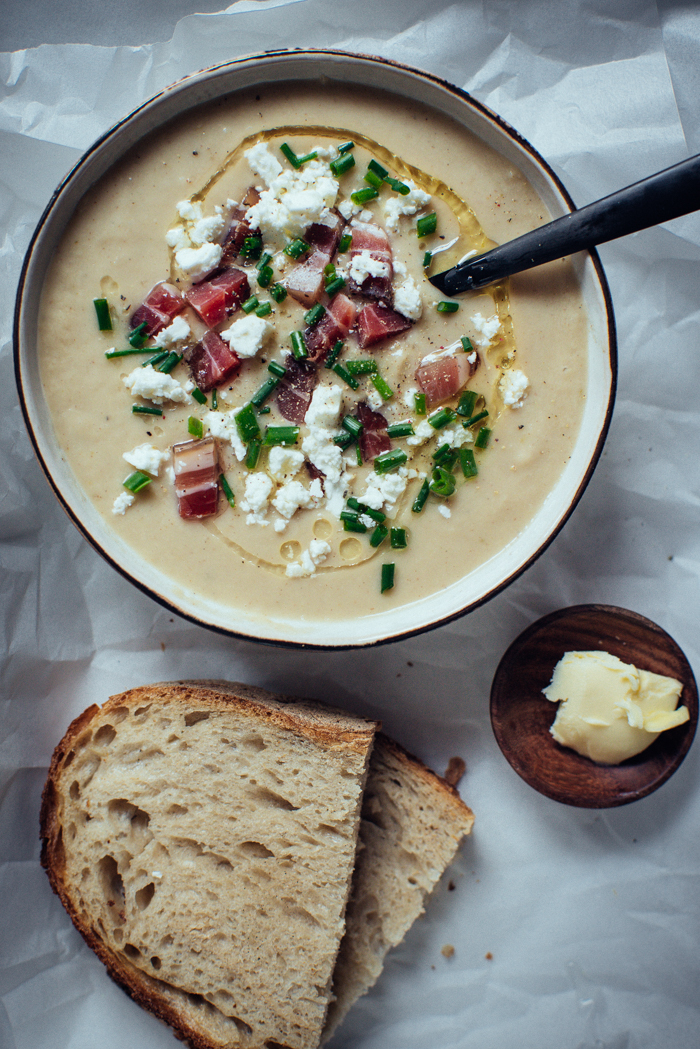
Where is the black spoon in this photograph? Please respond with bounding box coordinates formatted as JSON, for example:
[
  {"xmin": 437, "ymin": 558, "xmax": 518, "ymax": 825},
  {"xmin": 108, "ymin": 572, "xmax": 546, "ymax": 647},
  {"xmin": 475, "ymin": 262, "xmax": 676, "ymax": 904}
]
[{"xmin": 429, "ymin": 153, "xmax": 700, "ymax": 295}]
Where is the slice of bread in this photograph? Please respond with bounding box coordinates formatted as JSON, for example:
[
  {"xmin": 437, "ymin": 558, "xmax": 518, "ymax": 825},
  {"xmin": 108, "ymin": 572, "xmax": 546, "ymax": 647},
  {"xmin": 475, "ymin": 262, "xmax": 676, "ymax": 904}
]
[
  {"xmin": 323, "ymin": 734, "xmax": 475, "ymax": 1039},
  {"xmin": 40, "ymin": 681, "xmax": 379, "ymax": 1049}
]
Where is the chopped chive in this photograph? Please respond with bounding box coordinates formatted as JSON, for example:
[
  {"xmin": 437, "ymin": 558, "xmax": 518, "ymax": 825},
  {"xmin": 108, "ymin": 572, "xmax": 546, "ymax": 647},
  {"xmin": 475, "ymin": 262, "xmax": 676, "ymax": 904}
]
[
  {"xmin": 333, "ymin": 429, "xmax": 354, "ymax": 450},
  {"xmin": 342, "ymin": 415, "xmax": 363, "ymax": 439},
  {"xmin": 297, "ymin": 150, "xmax": 318, "ymax": 165},
  {"xmin": 256, "ymin": 302, "xmax": 272, "ymax": 317},
  {"xmin": 345, "ymin": 358, "xmax": 377, "ymax": 375},
  {"xmin": 268, "ymin": 360, "xmax": 287, "ymax": 378},
  {"xmin": 374, "ymin": 449, "xmax": 408, "ymax": 474},
  {"xmin": 414, "ymin": 392, "xmax": 427, "ymax": 415},
  {"xmin": 460, "ymin": 448, "xmax": 478, "ymax": 478},
  {"xmin": 188, "ymin": 416, "xmax": 204, "ymax": 439},
  {"xmin": 330, "ymin": 152, "xmax": 356, "ymax": 177},
  {"xmin": 105, "ymin": 347, "xmax": 153, "ymax": 359},
  {"xmin": 324, "ymin": 263, "xmax": 337, "ymax": 281},
  {"xmin": 157, "ymin": 352, "xmax": 182, "ymax": 374},
  {"xmin": 355, "ymin": 443, "xmax": 363, "ymax": 466},
  {"xmin": 429, "ymin": 466, "xmax": 456, "ymax": 498},
  {"xmin": 456, "ymin": 390, "xmax": 478, "ymax": 418},
  {"xmin": 437, "ymin": 301, "xmax": 459, "ymax": 314},
  {"xmin": 386, "ymin": 421, "xmax": 415, "ymax": 439},
  {"xmin": 141, "ymin": 350, "xmax": 170, "ymax": 368},
  {"xmin": 433, "ymin": 444, "xmax": 458, "ymax": 470},
  {"xmin": 280, "ymin": 142, "xmax": 301, "ymax": 168},
  {"xmin": 263, "ymin": 425, "xmax": 300, "ymax": 446},
  {"xmin": 123, "ymin": 470, "xmax": 151, "ymax": 493},
  {"xmin": 340, "ymin": 511, "xmax": 367, "ymax": 533},
  {"xmin": 368, "ymin": 159, "xmax": 389, "ymax": 179},
  {"xmin": 270, "ymin": 282, "xmax": 287, "ymax": 303},
  {"xmin": 385, "ymin": 176, "xmax": 410, "ymax": 195},
  {"xmin": 132, "ymin": 404, "xmax": 163, "ymax": 417},
  {"xmin": 241, "ymin": 235, "xmax": 263, "ymax": 261},
  {"xmin": 242, "ymin": 295, "xmax": 259, "ymax": 314},
  {"xmin": 325, "ymin": 276, "xmax": 346, "ymax": 297},
  {"xmin": 350, "ymin": 186, "xmax": 379, "ymax": 205},
  {"xmin": 93, "ymin": 297, "xmax": 113, "ymax": 331},
  {"xmin": 284, "ymin": 238, "xmax": 310, "ymax": 260},
  {"xmin": 211, "ymin": 388, "xmax": 218, "ymax": 411},
  {"xmin": 428, "ymin": 406, "xmax": 457, "ymax": 429},
  {"xmin": 245, "ymin": 439, "xmax": 261, "ymax": 469},
  {"xmin": 236, "ymin": 403, "xmax": 260, "ymax": 443},
  {"xmin": 304, "ymin": 303, "xmax": 325, "ymax": 326},
  {"xmin": 325, "ymin": 339, "xmax": 344, "ymax": 369},
  {"xmin": 338, "ymin": 232, "xmax": 352, "ymax": 253},
  {"xmin": 251, "ymin": 377, "xmax": 279, "ymax": 407},
  {"xmin": 461, "ymin": 336, "xmax": 474, "ymax": 353},
  {"xmin": 192, "ymin": 388, "xmax": 207, "ymax": 406},
  {"xmin": 364, "ymin": 169, "xmax": 384, "ymax": 189},
  {"xmin": 332, "ymin": 363, "xmax": 359, "ymax": 390},
  {"xmin": 370, "ymin": 373, "xmax": 393, "ymax": 400},
  {"xmin": 128, "ymin": 322, "xmax": 149, "ymax": 348},
  {"xmin": 475, "ymin": 426, "xmax": 492, "ymax": 449},
  {"xmin": 347, "ymin": 498, "xmax": 385, "ymax": 523},
  {"xmin": 290, "ymin": 330, "xmax": 308, "ymax": 360},
  {"xmin": 370, "ymin": 524, "xmax": 389, "ymax": 548},
  {"xmin": 338, "ymin": 141, "xmax": 355, "ymax": 154},
  {"xmin": 412, "ymin": 477, "xmax": 430, "ymax": 513},
  {"xmin": 416, "ymin": 212, "xmax": 437, "ymax": 238},
  {"xmin": 258, "ymin": 406, "xmax": 271, "ymax": 415},
  {"xmin": 219, "ymin": 473, "xmax": 235, "ymax": 508},
  {"xmin": 423, "ymin": 251, "xmax": 432, "ymax": 270},
  {"xmin": 381, "ymin": 563, "xmax": 395, "ymax": 593},
  {"xmin": 257, "ymin": 252, "xmax": 273, "ymax": 270},
  {"xmin": 462, "ymin": 409, "xmax": 489, "ymax": 429},
  {"xmin": 257, "ymin": 264, "xmax": 274, "ymax": 289},
  {"xmin": 390, "ymin": 527, "xmax": 407, "ymax": 550}
]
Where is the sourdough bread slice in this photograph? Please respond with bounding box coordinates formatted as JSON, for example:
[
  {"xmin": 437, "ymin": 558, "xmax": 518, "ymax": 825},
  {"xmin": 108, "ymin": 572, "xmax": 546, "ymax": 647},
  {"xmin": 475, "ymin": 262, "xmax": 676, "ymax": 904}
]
[
  {"xmin": 324, "ymin": 733, "xmax": 475, "ymax": 1040},
  {"xmin": 40, "ymin": 681, "xmax": 379, "ymax": 1049}
]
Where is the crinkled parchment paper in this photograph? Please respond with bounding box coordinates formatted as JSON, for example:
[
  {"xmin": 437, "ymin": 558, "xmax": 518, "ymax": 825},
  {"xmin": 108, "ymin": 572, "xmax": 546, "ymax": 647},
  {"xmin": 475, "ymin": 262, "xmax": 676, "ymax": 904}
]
[{"xmin": 2, "ymin": 2, "xmax": 700, "ymax": 1047}]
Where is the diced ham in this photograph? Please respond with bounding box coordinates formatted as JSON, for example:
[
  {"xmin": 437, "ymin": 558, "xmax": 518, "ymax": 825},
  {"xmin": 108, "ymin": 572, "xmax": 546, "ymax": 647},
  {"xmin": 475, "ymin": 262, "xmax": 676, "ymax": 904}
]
[
  {"xmin": 347, "ymin": 221, "xmax": 393, "ymax": 301},
  {"xmin": 356, "ymin": 303, "xmax": 412, "ymax": 348},
  {"xmin": 276, "ymin": 356, "xmax": 318, "ymax": 423},
  {"xmin": 185, "ymin": 330, "xmax": 241, "ymax": 392},
  {"xmin": 173, "ymin": 436, "xmax": 220, "ymax": 519},
  {"xmin": 356, "ymin": 402, "xmax": 391, "ymax": 461},
  {"xmin": 130, "ymin": 282, "xmax": 185, "ymax": 336},
  {"xmin": 185, "ymin": 268, "xmax": 249, "ymax": 327},
  {"xmin": 415, "ymin": 347, "xmax": 478, "ymax": 407},
  {"xmin": 305, "ymin": 213, "xmax": 344, "ymax": 256},
  {"xmin": 304, "ymin": 293, "xmax": 357, "ymax": 362},
  {"xmin": 284, "ymin": 249, "xmax": 327, "ymax": 307},
  {"xmin": 219, "ymin": 188, "xmax": 261, "ymax": 266}
]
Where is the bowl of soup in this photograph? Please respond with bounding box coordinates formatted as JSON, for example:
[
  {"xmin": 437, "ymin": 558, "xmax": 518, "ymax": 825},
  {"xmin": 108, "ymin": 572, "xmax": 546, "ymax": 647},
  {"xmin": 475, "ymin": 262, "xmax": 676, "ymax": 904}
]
[{"xmin": 14, "ymin": 49, "xmax": 616, "ymax": 647}]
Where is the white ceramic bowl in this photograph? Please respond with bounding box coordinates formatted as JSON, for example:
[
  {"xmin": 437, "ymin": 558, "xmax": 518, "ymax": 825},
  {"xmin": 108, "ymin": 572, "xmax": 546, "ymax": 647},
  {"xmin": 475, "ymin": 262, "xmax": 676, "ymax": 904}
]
[{"xmin": 14, "ymin": 49, "xmax": 616, "ymax": 648}]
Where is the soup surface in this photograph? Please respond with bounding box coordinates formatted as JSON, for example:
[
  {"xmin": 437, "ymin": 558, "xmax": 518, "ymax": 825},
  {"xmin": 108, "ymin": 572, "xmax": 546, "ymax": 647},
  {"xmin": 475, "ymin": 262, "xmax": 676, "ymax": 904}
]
[{"xmin": 37, "ymin": 81, "xmax": 588, "ymax": 628}]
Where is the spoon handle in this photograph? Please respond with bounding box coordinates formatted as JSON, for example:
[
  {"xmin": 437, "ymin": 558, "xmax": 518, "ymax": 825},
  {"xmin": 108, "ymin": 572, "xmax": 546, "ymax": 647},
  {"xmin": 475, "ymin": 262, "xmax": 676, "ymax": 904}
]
[{"xmin": 429, "ymin": 153, "xmax": 700, "ymax": 295}]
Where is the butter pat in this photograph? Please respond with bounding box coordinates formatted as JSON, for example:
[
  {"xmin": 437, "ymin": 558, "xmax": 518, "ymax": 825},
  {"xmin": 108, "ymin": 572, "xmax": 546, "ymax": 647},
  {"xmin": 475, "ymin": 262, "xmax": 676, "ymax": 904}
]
[{"xmin": 543, "ymin": 650, "xmax": 688, "ymax": 764}]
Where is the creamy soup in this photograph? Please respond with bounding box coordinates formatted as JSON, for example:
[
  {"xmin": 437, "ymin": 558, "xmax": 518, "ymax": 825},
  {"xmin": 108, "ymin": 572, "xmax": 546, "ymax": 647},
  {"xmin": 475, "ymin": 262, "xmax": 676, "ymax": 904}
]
[{"xmin": 37, "ymin": 82, "xmax": 587, "ymax": 627}]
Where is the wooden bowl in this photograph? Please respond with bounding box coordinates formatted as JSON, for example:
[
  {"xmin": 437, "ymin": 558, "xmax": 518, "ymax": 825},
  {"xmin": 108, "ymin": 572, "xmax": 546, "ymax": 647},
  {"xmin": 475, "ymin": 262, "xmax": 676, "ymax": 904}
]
[{"xmin": 490, "ymin": 604, "xmax": 698, "ymax": 807}]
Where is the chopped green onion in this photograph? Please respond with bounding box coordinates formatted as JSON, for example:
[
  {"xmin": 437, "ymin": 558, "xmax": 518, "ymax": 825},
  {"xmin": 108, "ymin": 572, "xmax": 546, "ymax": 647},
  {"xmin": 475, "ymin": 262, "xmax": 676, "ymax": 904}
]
[
  {"xmin": 251, "ymin": 377, "xmax": 279, "ymax": 407},
  {"xmin": 475, "ymin": 426, "xmax": 492, "ymax": 449},
  {"xmin": 390, "ymin": 527, "xmax": 408, "ymax": 550},
  {"xmin": 325, "ymin": 340, "xmax": 344, "ymax": 369},
  {"xmin": 280, "ymin": 142, "xmax": 303, "ymax": 168},
  {"xmin": 192, "ymin": 388, "xmax": 207, "ymax": 406},
  {"xmin": 332, "ymin": 363, "xmax": 359, "ymax": 390},
  {"xmin": 157, "ymin": 352, "xmax": 182, "ymax": 374},
  {"xmin": 412, "ymin": 477, "xmax": 430, "ymax": 513},
  {"xmin": 104, "ymin": 347, "xmax": 153, "ymax": 359},
  {"xmin": 429, "ymin": 466, "xmax": 456, "ymax": 498},
  {"xmin": 428, "ymin": 406, "xmax": 456, "ymax": 429},
  {"xmin": 333, "ymin": 430, "xmax": 354, "ymax": 450},
  {"xmin": 338, "ymin": 232, "xmax": 352, "ymax": 253},
  {"xmin": 330, "ymin": 153, "xmax": 356, "ymax": 177},
  {"xmin": 236, "ymin": 403, "xmax": 260, "ymax": 443},
  {"xmin": 461, "ymin": 336, "xmax": 474, "ymax": 353},
  {"xmin": 211, "ymin": 389, "xmax": 218, "ymax": 411},
  {"xmin": 364, "ymin": 169, "xmax": 384, "ymax": 189},
  {"xmin": 304, "ymin": 303, "xmax": 325, "ymax": 326},
  {"xmin": 374, "ymin": 449, "xmax": 408, "ymax": 474},
  {"xmin": 414, "ymin": 392, "xmax": 427, "ymax": 415},
  {"xmin": 381, "ymin": 563, "xmax": 395, "ymax": 593},
  {"xmin": 462, "ymin": 409, "xmax": 489, "ymax": 429},
  {"xmin": 345, "ymin": 358, "xmax": 377, "ymax": 375},
  {"xmin": 141, "ymin": 350, "xmax": 170, "ymax": 368},
  {"xmin": 416, "ymin": 212, "xmax": 437, "ymax": 238},
  {"xmin": 245, "ymin": 439, "xmax": 261, "ymax": 469},
  {"xmin": 284, "ymin": 238, "xmax": 310, "ymax": 260},
  {"xmin": 188, "ymin": 416, "xmax": 204, "ymax": 439},
  {"xmin": 460, "ymin": 448, "xmax": 478, "ymax": 478},
  {"xmin": 350, "ymin": 187, "xmax": 379, "ymax": 205},
  {"xmin": 242, "ymin": 295, "xmax": 259, "ymax": 314},
  {"xmin": 128, "ymin": 322, "xmax": 148, "ymax": 348},
  {"xmin": 256, "ymin": 302, "xmax": 272, "ymax": 317},
  {"xmin": 290, "ymin": 330, "xmax": 308, "ymax": 360},
  {"xmin": 325, "ymin": 276, "xmax": 346, "ymax": 297},
  {"xmin": 131, "ymin": 404, "xmax": 163, "ymax": 417},
  {"xmin": 386, "ymin": 421, "xmax": 414, "ymax": 439},
  {"xmin": 93, "ymin": 297, "xmax": 113, "ymax": 331},
  {"xmin": 437, "ymin": 301, "xmax": 459, "ymax": 314},
  {"xmin": 370, "ymin": 524, "xmax": 389, "ymax": 548},
  {"xmin": 456, "ymin": 390, "xmax": 478, "ymax": 418},
  {"xmin": 385, "ymin": 176, "xmax": 410, "ymax": 195},
  {"xmin": 370, "ymin": 373, "xmax": 393, "ymax": 400},
  {"xmin": 347, "ymin": 497, "xmax": 385, "ymax": 523},
  {"xmin": 268, "ymin": 360, "xmax": 287, "ymax": 378},
  {"xmin": 368, "ymin": 159, "xmax": 388, "ymax": 179},
  {"xmin": 241, "ymin": 235, "xmax": 263, "ymax": 261},
  {"xmin": 123, "ymin": 470, "xmax": 151, "ymax": 493},
  {"xmin": 340, "ymin": 511, "xmax": 367, "ymax": 534},
  {"xmin": 257, "ymin": 264, "xmax": 274, "ymax": 289},
  {"xmin": 263, "ymin": 425, "xmax": 300, "ymax": 446},
  {"xmin": 219, "ymin": 473, "xmax": 235, "ymax": 508},
  {"xmin": 270, "ymin": 282, "xmax": 287, "ymax": 303},
  {"xmin": 342, "ymin": 415, "xmax": 363, "ymax": 439},
  {"xmin": 338, "ymin": 141, "xmax": 355, "ymax": 154},
  {"xmin": 423, "ymin": 251, "xmax": 432, "ymax": 270}
]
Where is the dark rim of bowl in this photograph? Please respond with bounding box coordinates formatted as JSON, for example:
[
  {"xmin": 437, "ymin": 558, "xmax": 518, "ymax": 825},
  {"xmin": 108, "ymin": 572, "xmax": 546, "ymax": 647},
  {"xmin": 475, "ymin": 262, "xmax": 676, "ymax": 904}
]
[{"xmin": 13, "ymin": 48, "xmax": 618, "ymax": 650}]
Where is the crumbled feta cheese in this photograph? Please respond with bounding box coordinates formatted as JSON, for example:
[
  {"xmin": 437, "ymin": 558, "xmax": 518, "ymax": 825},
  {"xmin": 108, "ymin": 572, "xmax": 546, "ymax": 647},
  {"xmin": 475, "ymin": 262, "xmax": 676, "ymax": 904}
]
[
  {"xmin": 403, "ymin": 385, "xmax": 419, "ymax": 409},
  {"xmin": 244, "ymin": 142, "xmax": 284, "ymax": 186},
  {"xmin": 272, "ymin": 479, "xmax": 323, "ymax": 519},
  {"xmin": 366, "ymin": 386, "xmax": 385, "ymax": 411},
  {"xmin": 285, "ymin": 539, "xmax": 331, "ymax": 578},
  {"xmin": 176, "ymin": 200, "xmax": 201, "ymax": 222},
  {"xmin": 393, "ymin": 276, "xmax": 422, "ymax": 321},
  {"xmin": 383, "ymin": 179, "xmax": 432, "ymax": 233},
  {"xmin": 240, "ymin": 472, "xmax": 274, "ymax": 525},
  {"xmin": 302, "ymin": 425, "xmax": 347, "ymax": 517},
  {"xmin": 348, "ymin": 250, "xmax": 390, "ymax": 285},
  {"xmin": 360, "ymin": 467, "xmax": 409, "ymax": 519},
  {"xmin": 438, "ymin": 504, "xmax": 452, "ymax": 519},
  {"xmin": 153, "ymin": 315, "xmax": 191, "ymax": 349},
  {"xmin": 165, "ymin": 226, "xmax": 190, "ymax": 251},
  {"xmin": 393, "ymin": 259, "xmax": 407, "ymax": 277},
  {"xmin": 220, "ymin": 314, "xmax": 271, "ymax": 358},
  {"xmin": 112, "ymin": 491, "xmax": 135, "ymax": 515},
  {"xmin": 440, "ymin": 425, "xmax": 474, "ymax": 448},
  {"xmin": 122, "ymin": 443, "xmax": 170, "ymax": 476},
  {"xmin": 175, "ymin": 242, "xmax": 223, "ymax": 281},
  {"xmin": 304, "ymin": 384, "xmax": 342, "ymax": 430},
  {"xmin": 268, "ymin": 446, "xmax": 305, "ymax": 482},
  {"xmin": 189, "ymin": 213, "xmax": 225, "ymax": 247},
  {"xmin": 470, "ymin": 311, "xmax": 501, "ymax": 347},
  {"xmin": 123, "ymin": 365, "xmax": 191, "ymax": 405},
  {"xmin": 203, "ymin": 408, "xmax": 246, "ymax": 462},
  {"xmin": 245, "ymin": 157, "xmax": 339, "ymax": 251},
  {"xmin": 500, "ymin": 368, "xmax": 529, "ymax": 408},
  {"xmin": 406, "ymin": 419, "xmax": 435, "ymax": 447},
  {"xmin": 338, "ymin": 199, "xmax": 361, "ymax": 221}
]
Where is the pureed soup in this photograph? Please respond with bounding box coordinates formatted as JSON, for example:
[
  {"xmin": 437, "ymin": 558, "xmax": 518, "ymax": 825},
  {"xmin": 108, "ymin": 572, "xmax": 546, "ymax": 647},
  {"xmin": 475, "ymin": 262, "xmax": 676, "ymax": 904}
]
[{"xmin": 37, "ymin": 81, "xmax": 587, "ymax": 628}]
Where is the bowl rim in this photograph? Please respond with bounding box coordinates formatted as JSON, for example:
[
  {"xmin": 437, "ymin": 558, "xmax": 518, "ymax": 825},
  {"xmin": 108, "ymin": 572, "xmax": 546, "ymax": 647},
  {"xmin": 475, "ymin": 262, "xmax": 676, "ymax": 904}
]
[{"xmin": 14, "ymin": 48, "xmax": 618, "ymax": 649}]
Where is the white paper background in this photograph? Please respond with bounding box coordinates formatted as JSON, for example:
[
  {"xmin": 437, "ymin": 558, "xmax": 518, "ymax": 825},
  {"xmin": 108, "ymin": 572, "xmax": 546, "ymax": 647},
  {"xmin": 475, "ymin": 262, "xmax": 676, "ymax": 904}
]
[{"xmin": 2, "ymin": 2, "xmax": 700, "ymax": 1047}]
